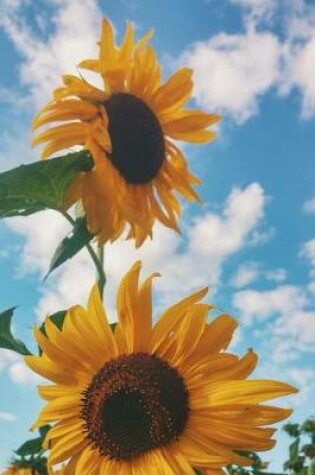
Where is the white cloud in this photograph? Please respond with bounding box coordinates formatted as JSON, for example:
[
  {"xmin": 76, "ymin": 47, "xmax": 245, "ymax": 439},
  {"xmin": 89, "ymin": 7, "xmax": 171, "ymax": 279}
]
[
  {"xmin": 182, "ymin": 0, "xmax": 315, "ymax": 122},
  {"xmin": 4, "ymin": 210, "xmax": 95, "ymax": 318},
  {"xmin": 233, "ymin": 284, "xmax": 315, "ymax": 352},
  {"xmin": 2, "ymin": 0, "xmax": 315, "ymax": 129},
  {"xmin": 8, "ymin": 360, "xmax": 45, "ymax": 385},
  {"xmin": 0, "ymin": 349, "xmax": 19, "ymax": 371},
  {"xmin": 276, "ymin": 0, "xmax": 315, "ymax": 118},
  {"xmin": 0, "ymin": 349, "xmax": 44, "ymax": 385},
  {"xmin": 300, "ymin": 238, "xmax": 315, "ymax": 294},
  {"xmin": 266, "ymin": 338, "xmax": 300, "ymax": 364},
  {"xmin": 303, "ymin": 196, "xmax": 315, "ymax": 214},
  {"xmin": 6, "ymin": 210, "xmax": 71, "ymax": 277},
  {"xmin": 301, "ymin": 238, "xmax": 315, "ymax": 267},
  {"xmin": 189, "ymin": 183, "xmax": 266, "ymax": 257},
  {"xmin": 42, "ymin": 184, "xmax": 266, "ymax": 316},
  {"xmin": 0, "ymin": 411, "xmax": 16, "ymax": 422},
  {"xmin": 107, "ymin": 182, "xmax": 267, "ymax": 308},
  {"xmin": 231, "ymin": 262, "xmax": 261, "ymax": 288},
  {"xmin": 233, "ymin": 285, "xmax": 307, "ymax": 324},
  {"xmin": 181, "ymin": 28, "xmax": 282, "ymax": 123},
  {"xmin": 0, "ymin": 0, "xmax": 102, "ymax": 107},
  {"xmin": 283, "ymin": 36, "xmax": 315, "ymax": 119},
  {"xmin": 0, "ymin": 125, "xmax": 35, "ymax": 171},
  {"xmin": 308, "ymin": 281, "xmax": 315, "ymax": 294},
  {"xmin": 230, "ymin": 0, "xmax": 277, "ymax": 22},
  {"xmin": 36, "ymin": 249, "xmax": 96, "ymax": 319},
  {"xmin": 231, "ymin": 262, "xmax": 287, "ymax": 288},
  {"xmin": 6, "ymin": 183, "xmax": 267, "ymax": 317},
  {"xmin": 288, "ymin": 367, "xmax": 315, "ymax": 388},
  {"xmin": 0, "ymin": 0, "xmax": 103, "ymax": 173},
  {"xmin": 275, "ymin": 308, "xmax": 315, "ymax": 350},
  {"xmin": 265, "ymin": 268, "xmax": 287, "ymax": 282}
]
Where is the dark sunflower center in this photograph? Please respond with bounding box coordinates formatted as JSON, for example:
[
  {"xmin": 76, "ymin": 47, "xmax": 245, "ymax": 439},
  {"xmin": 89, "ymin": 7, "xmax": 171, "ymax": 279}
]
[
  {"xmin": 104, "ymin": 93, "xmax": 165, "ymax": 184},
  {"xmin": 81, "ymin": 352, "xmax": 189, "ymax": 461}
]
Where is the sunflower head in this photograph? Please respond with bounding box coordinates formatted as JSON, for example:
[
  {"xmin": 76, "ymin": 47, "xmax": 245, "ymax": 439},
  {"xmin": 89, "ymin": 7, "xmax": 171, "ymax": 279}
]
[
  {"xmin": 3, "ymin": 463, "xmax": 42, "ymax": 475},
  {"xmin": 32, "ymin": 18, "xmax": 220, "ymax": 246},
  {"xmin": 26, "ymin": 261, "xmax": 297, "ymax": 475}
]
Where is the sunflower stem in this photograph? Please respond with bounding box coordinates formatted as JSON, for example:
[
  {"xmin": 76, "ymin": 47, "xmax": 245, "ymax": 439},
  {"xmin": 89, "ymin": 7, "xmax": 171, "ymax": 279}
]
[
  {"xmin": 96, "ymin": 242, "xmax": 106, "ymax": 299},
  {"xmin": 61, "ymin": 211, "xmax": 106, "ymax": 293}
]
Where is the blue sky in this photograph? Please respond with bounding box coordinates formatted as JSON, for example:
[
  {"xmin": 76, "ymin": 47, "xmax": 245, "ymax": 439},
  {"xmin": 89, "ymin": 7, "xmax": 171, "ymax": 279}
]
[{"xmin": 0, "ymin": 0, "xmax": 314, "ymax": 472}]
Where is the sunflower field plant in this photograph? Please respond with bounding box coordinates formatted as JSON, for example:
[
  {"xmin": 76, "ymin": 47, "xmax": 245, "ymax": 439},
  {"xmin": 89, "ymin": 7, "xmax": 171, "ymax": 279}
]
[{"xmin": 0, "ymin": 15, "xmax": 298, "ymax": 475}]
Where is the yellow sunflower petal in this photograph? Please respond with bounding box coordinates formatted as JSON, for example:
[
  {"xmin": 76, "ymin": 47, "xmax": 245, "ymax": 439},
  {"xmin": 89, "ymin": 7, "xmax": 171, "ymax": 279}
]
[
  {"xmin": 87, "ymin": 284, "xmax": 118, "ymax": 356},
  {"xmin": 32, "ymin": 100, "xmax": 98, "ymax": 130},
  {"xmin": 32, "ymin": 18, "xmax": 220, "ymax": 245},
  {"xmin": 193, "ymin": 313, "xmax": 238, "ymax": 357},
  {"xmin": 192, "ymin": 380, "xmax": 298, "ymax": 409},
  {"xmin": 75, "ymin": 446, "xmax": 102, "ymax": 475},
  {"xmin": 163, "ymin": 110, "xmax": 220, "ymax": 132},
  {"xmin": 26, "ymin": 261, "xmax": 297, "ymax": 473},
  {"xmin": 170, "ymin": 129, "xmax": 217, "ymax": 143},
  {"xmin": 32, "ymin": 122, "xmax": 88, "ymax": 149},
  {"xmin": 151, "ymin": 68, "xmax": 193, "ymax": 113},
  {"xmin": 171, "ymin": 304, "xmax": 209, "ymax": 368},
  {"xmin": 78, "ymin": 58, "xmax": 101, "ymax": 73},
  {"xmin": 49, "ymin": 430, "xmax": 86, "ymax": 465},
  {"xmin": 151, "ymin": 286, "xmax": 208, "ymax": 354},
  {"xmin": 32, "ymin": 395, "xmax": 81, "ymax": 429},
  {"xmin": 115, "ymin": 261, "xmax": 157, "ymax": 353}
]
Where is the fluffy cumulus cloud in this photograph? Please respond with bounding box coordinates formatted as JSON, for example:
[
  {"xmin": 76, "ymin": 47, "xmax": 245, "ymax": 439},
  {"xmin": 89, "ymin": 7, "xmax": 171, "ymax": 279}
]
[
  {"xmin": 5, "ymin": 183, "xmax": 267, "ymax": 317},
  {"xmin": 301, "ymin": 238, "xmax": 315, "ymax": 269},
  {"xmin": 0, "ymin": 0, "xmax": 101, "ymax": 106},
  {"xmin": 0, "ymin": 0, "xmax": 102, "ymax": 172},
  {"xmin": 7, "ymin": 210, "xmax": 71, "ymax": 276},
  {"xmin": 233, "ymin": 285, "xmax": 307, "ymax": 324},
  {"xmin": 181, "ymin": 0, "xmax": 315, "ymax": 122},
  {"xmin": 233, "ymin": 284, "xmax": 315, "ymax": 351},
  {"xmin": 1, "ymin": 0, "xmax": 315, "ymax": 127},
  {"xmin": 230, "ymin": 0, "xmax": 277, "ymax": 23},
  {"xmin": 5, "ymin": 210, "xmax": 96, "ymax": 317},
  {"xmin": 282, "ymin": 35, "xmax": 315, "ymax": 119},
  {"xmin": 300, "ymin": 237, "xmax": 315, "ymax": 292},
  {"xmin": 0, "ymin": 349, "xmax": 43, "ymax": 385},
  {"xmin": 181, "ymin": 28, "xmax": 282, "ymax": 123},
  {"xmin": 231, "ymin": 262, "xmax": 287, "ymax": 288},
  {"xmin": 8, "ymin": 359, "xmax": 45, "ymax": 384}
]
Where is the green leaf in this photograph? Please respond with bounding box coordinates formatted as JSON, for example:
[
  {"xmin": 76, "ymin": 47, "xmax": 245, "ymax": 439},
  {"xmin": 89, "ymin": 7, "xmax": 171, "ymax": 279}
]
[
  {"xmin": 39, "ymin": 311, "xmax": 67, "ymax": 355},
  {"xmin": 284, "ymin": 423, "xmax": 301, "ymax": 438},
  {"xmin": 308, "ymin": 460, "xmax": 315, "ymax": 475},
  {"xmin": 15, "ymin": 437, "xmax": 43, "ymax": 457},
  {"xmin": 0, "ymin": 150, "xmax": 92, "ymax": 218},
  {"xmin": 110, "ymin": 322, "xmax": 117, "ymax": 332},
  {"xmin": 39, "ymin": 310, "xmax": 67, "ymax": 337},
  {"xmin": 301, "ymin": 419, "xmax": 315, "ymax": 434},
  {"xmin": 0, "ymin": 307, "xmax": 31, "ymax": 355},
  {"xmin": 15, "ymin": 426, "xmax": 51, "ymax": 458},
  {"xmin": 46, "ymin": 217, "xmax": 94, "ymax": 278},
  {"xmin": 255, "ymin": 472, "xmax": 283, "ymax": 475},
  {"xmin": 290, "ymin": 440, "xmax": 300, "ymax": 462},
  {"xmin": 39, "ymin": 425, "xmax": 51, "ymax": 440}
]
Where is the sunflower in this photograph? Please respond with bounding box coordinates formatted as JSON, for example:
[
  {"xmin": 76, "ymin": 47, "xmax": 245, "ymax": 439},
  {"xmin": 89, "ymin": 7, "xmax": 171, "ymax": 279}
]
[
  {"xmin": 4, "ymin": 466, "xmax": 40, "ymax": 475},
  {"xmin": 25, "ymin": 262, "xmax": 297, "ymax": 474},
  {"xmin": 32, "ymin": 19, "xmax": 220, "ymax": 246}
]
